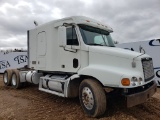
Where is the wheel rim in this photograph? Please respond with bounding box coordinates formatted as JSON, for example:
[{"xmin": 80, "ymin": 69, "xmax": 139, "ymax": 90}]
[
  {"xmin": 82, "ymin": 87, "xmax": 94, "ymax": 110},
  {"xmin": 4, "ymin": 72, "xmax": 8, "ymax": 83},
  {"xmin": 12, "ymin": 74, "xmax": 17, "ymax": 86}
]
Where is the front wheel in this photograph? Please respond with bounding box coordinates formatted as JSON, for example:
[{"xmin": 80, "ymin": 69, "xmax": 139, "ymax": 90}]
[{"xmin": 79, "ymin": 79, "xmax": 106, "ymax": 117}]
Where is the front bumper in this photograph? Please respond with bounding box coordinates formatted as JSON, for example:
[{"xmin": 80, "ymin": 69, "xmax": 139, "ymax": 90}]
[{"xmin": 126, "ymin": 81, "xmax": 157, "ymax": 107}]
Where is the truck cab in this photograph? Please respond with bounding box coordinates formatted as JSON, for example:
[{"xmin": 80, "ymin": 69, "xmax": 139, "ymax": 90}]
[{"xmin": 3, "ymin": 16, "xmax": 157, "ymax": 117}]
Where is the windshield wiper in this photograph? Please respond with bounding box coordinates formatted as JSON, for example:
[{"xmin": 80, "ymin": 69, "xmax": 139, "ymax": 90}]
[{"xmin": 87, "ymin": 43, "xmax": 104, "ymax": 46}]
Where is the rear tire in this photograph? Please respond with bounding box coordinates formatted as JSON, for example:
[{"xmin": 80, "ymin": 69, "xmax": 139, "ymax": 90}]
[
  {"xmin": 79, "ymin": 79, "xmax": 106, "ymax": 117},
  {"xmin": 11, "ymin": 69, "xmax": 22, "ymax": 89},
  {"xmin": 3, "ymin": 69, "xmax": 13, "ymax": 86}
]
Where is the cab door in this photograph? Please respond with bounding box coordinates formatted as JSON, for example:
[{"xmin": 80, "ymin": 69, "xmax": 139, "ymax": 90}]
[{"xmin": 58, "ymin": 26, "xmax": 81, "ymax": 72}]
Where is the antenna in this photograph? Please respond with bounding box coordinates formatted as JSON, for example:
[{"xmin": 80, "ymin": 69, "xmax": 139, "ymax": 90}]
[{"xmin": 34, "ymin": 21, "xmax": 38, "ymax": 26}]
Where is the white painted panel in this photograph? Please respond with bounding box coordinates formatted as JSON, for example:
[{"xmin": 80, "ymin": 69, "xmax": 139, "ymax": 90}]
[
  {"xmin": 37, "ymin": 32, "xmax": 47, "ymax": 56},
  {"xmin": 38, "ymin": 57, "xmax": 46, "ymax": 68},
  {"xmin": 0, "ymin": 52, "xmax": 28, "ymax": 73},
  {"xmin": 116, "ymin": 39, "xmax": 160, "ymax": 86}
]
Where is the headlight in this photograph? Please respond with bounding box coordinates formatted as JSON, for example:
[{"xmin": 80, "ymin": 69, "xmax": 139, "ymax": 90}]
[
  {"xmin": 131, "ymin": 77, "xmax": 143, "ymax": 86},
  {"xmin": 131, "ymin": 77, "xmax": 137, "ymax": 86},
  {"xmin": 138, "ymin": 77, "xmax": 143, "ymax": 85}
]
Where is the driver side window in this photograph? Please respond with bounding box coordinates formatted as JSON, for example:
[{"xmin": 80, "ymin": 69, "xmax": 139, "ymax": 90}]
[{"xmin": 66, "ymin": 27, "xmax": 79, "ymax": 46}]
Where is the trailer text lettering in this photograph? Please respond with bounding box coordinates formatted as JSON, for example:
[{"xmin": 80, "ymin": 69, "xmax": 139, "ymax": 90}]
[
  {"xmin": 14, "ymin": 55, "xmax": 28, "ymax": 64},
  {"xmin": 0, "ymin": 60, "xmax": 10, "ymax": 69}
]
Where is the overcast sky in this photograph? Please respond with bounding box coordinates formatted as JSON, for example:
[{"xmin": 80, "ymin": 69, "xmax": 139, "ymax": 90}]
[{"xmin": 0, "ymin": 0, "xmax": 160, "ymax": 49}]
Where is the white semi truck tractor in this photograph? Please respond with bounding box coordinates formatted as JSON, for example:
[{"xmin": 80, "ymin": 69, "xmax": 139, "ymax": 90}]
[{"xmin": 3, "ymin": 16, "xmax": 157, "ymax": 117}]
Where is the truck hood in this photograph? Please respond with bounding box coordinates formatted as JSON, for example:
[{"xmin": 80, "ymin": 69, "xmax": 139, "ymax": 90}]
[{"xmin": 89, "ymin": 46, "xmax": 144, "ymax": 60}]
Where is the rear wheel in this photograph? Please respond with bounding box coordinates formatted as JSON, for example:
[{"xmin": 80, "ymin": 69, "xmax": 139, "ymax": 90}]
[
  {"xmin": 79, "ymin": 79, "xmax": 106, "ymax": 117},
  {"xmin": 11, "ymin": 69, "xmax": 22, "ymax": 89},
  {"xmin": 3, "ymin": 69, "xmax": 13, "ymax": 86}
]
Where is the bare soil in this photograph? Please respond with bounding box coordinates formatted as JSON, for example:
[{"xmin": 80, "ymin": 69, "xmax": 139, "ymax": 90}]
[{"xmin": 0, "ymin": 74, "xmax": 160, "ymax": 120}]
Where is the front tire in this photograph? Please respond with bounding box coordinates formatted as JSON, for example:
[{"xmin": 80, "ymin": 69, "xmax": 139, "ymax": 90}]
[
  {"xmin": 3, "ymin": 69, "xmax": 13, "ymax": 86},
  {"xmin": 11, "ymin": 69, "xmax": 22, "ymax": 89},
  {"xmin": 79, "ymin": 79, "xmax": 106, "ymax": 117}
]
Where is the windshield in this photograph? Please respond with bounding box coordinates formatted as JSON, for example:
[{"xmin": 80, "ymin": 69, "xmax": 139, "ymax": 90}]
[{"xmin": 79, "ymin": 24, "xmax": 115, "ymax": 47}]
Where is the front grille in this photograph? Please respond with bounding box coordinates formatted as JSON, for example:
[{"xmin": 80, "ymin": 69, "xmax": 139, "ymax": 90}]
[{"xmin": 142, "ymin": 58, "xmax": 154, "ymax": 82}]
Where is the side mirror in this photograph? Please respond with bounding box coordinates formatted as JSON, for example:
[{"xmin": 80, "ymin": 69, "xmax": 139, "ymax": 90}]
[
  {"xmin": 139, "ymin": 46, "xmax": 145, "ymax": 54},
  {"xmin": 58, "ymin": 26, "xmax": 66, "ymax": 47}
]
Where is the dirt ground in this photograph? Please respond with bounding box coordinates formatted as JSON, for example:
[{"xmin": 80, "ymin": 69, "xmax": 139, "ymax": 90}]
[{"xmin": 0, "ymin": 74, "xmax": 160, "ymax": 120}]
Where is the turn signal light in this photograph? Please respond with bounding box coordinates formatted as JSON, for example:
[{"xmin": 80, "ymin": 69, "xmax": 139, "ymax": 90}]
[{"xmin": 121, "ymin": 78, "xmax": 130, "ymax": 86}]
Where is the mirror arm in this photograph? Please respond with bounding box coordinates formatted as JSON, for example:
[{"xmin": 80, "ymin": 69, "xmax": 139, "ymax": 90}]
[{"xmin": 63, "ymin": 23, "xmax": 75, "ymax": 27}]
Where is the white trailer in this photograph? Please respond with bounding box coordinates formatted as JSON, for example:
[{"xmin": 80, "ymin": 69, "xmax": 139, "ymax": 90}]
[
  {"xmin": 0, "ymin": 52, "xmax": 28, "ymax": 73},
  {"xmin": 3, "ymin": 16, "xmax": 157, "ymax": 117},
  {"xmin": 116, "ymin": 39, "xmax": 160, "ymax": 86}
]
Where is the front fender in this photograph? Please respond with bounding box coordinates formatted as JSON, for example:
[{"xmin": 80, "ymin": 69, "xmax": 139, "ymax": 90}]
[
  {"xmin": 78, "ymin": 65, "xmax": 124, "ymax": 87},
  {"xmin": 78, "ymin": 65, "xmax": 143, "ymax": 88}
]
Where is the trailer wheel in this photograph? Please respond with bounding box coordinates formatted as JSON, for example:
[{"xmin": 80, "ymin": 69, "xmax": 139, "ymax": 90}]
[
  {"xmin": 11, "ymin": 69, "xmax": 22, "ymax": 89},
  {"xmin": 79, "ymin": 79, "xmax": 106, "ymax": 117},
  {"xmin": 3, "ymin": 69, "xmax": 13, "ymax": 86}
]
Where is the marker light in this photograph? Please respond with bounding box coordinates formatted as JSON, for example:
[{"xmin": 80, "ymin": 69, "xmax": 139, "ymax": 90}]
[{"xmin": 121, "ymin": 78, "xmax": 130, "ymax": 86}]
